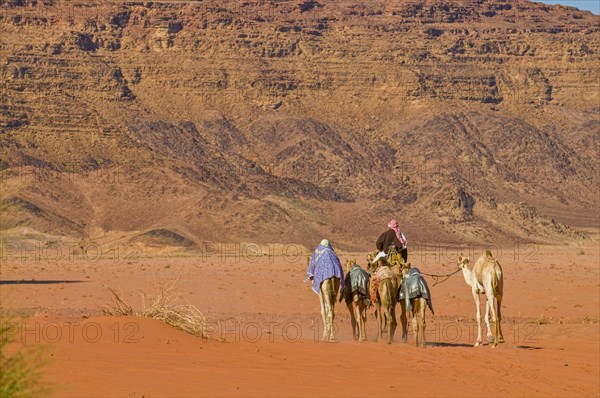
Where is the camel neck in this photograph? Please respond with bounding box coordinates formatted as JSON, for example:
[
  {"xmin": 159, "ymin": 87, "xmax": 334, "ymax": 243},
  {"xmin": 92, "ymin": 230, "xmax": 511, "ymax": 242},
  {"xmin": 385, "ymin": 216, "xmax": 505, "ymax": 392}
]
[{"xmin": 460, "ymin": 266, "xmax": 473, "ymax": 287}]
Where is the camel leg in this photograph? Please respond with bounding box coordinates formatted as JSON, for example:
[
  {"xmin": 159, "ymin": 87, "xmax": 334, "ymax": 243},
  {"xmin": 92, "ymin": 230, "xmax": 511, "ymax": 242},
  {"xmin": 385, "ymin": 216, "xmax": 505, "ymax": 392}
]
[
  {"xmin": 484, "ymin": 299, "xmax": 494, "ymax": 343},
  {"xmin": 354, "ymin": 303, "xmax": 361, "ymax": 341},
  {"xmin": 318, "ymin": 290, "xmax": 327, "ymax": 341},
  {"xmin": 497, "ymin": 297, "xmax": 505, "ymax": 343},
  {"xmin": 328, "ymin": 300, "xmax": 336, "ymax": 342},
  {"xmin": 375, "ymin": 302, "xmax": 383, "ymax": 342},
  {"xmin": 319, "ymin": 279, "xmax": 335, "ymax": 341},
  {"xmin": 351, "ymin": 292, "xmax": 365, "ymax": 341},
  {"xmin": 385, "ymin": 305, "xmax": 393, "ymax": 344},
  {"xmin": 370, "ymin": 280, "xmax": 379, "ymax": 340},
  {"xmin": 353, "ymin": 301, "xmax": 360, "ymax": 341},
  {"xmin": 324, "ymin": 298, "xmax": 334, "ymax": 342},
  {"xmin": 399, "ymin": 300, "xmax": 408, "ymax": 343},
  {"xmin": 473, "ymin": 291, "xmax": 483, "ymax": 346},
  {"xmin": 418, "ymin": 298, "xmax": 427, "ymax": 348},
  {"xmin": 485, "ymin": 290, "xmax": 498, "ymax": 347},
  {"xmin": 390, "ymin": 304, "xmax": 397, "ymax": 344},
  {"xmin": 359, "ymin": 300, "xmax": 367, "ymax": 342},
  {"xmin": 348, "ymin": 302, "xmax": 358, "ymax": 340},
  {"xmin": 379, "ymin": 304, "xmax": 388, "ymax": 337},
  {"xmin": 328, "ymin": 278, "xmax": 339, "ymax": 342},
  {"xmin": 411, "ymin": 298, "xmax": 425, "ymax": 347},
  {"xmin": 412, "ymin": 304, "xmax": 419, "ymax": 347}
]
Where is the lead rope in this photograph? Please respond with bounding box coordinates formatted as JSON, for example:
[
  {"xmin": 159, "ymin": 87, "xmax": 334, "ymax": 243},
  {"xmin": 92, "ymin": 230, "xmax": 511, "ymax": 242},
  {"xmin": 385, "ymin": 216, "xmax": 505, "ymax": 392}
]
[{"xmin": 420, "ymin": 268, "xmax": 462, "ymax": 287}]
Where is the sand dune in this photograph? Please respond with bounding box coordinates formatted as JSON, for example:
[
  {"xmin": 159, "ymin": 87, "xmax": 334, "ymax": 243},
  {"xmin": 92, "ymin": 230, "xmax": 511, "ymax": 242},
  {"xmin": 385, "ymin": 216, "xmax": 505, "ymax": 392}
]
[{"xmin": 2, "ymin": 240, "xmax": 598, "ymax": 397}]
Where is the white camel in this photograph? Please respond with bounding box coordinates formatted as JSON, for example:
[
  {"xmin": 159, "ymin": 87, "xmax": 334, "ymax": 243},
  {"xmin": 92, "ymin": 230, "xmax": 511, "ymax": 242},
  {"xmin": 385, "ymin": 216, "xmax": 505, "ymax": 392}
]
[{"xmin": 457, "ymin": 251, "xmax": 504, "ymax": 347}]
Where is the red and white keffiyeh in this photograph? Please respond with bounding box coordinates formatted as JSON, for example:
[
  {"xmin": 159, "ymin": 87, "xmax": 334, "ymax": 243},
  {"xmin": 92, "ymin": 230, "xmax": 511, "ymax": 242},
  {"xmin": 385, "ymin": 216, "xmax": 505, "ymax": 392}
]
[{"xmin": 388, "ymin": 219, "xmax": 407, "ymax": 248}]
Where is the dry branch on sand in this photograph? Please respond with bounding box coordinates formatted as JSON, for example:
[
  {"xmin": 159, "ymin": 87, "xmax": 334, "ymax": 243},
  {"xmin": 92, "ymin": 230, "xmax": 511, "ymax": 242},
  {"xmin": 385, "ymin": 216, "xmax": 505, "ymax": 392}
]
[
  {"xmin": 102, "ymin": 276, "xmax": 207, "ymax": 338},
  {"xmin": 103, "ymin": 287, "xmax": 134, "ymax": 316}
]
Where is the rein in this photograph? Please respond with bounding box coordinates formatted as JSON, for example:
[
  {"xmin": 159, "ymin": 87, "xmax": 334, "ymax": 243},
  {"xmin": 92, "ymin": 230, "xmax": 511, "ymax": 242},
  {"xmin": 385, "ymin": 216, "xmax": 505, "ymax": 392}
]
[
  {"xmin": 420, "ymin": 268, "xmax": 461, "ymax": 287},
  {"xmin": 368, "ymin": 255, "xmax": 462, "ymax": 287}
]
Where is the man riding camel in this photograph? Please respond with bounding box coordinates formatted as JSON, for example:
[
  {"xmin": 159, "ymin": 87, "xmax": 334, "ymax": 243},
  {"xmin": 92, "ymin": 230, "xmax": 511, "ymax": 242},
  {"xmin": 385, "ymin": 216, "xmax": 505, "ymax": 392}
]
[{"xmin": 371, "ymin": 219, "xmax": 408, "ymax": 265}]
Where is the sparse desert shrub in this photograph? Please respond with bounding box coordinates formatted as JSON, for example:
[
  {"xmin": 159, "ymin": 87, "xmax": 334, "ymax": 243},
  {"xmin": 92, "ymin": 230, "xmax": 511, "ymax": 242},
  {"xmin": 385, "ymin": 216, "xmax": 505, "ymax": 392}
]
[
  {"xmin": 103, "ymin": 287, "xmax": 134, "ymax": 316},
  {"xmin": 0, "ymin": 314, "xmax": 48, "ymax": 397},
  {"xmin": 536, "ymin": 314, "xmax": 551, "ymax": 325},
  {"xmin": 102, "ymin": 276, "xmax": 207, "ymax": 338}
]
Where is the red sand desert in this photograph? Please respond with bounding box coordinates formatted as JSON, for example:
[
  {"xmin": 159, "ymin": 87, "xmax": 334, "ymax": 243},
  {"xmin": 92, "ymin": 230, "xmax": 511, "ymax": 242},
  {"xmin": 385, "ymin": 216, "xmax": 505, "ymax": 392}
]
[{"xmin": 1, "ymin": 239, "xmax": 598, "ymax": 397}]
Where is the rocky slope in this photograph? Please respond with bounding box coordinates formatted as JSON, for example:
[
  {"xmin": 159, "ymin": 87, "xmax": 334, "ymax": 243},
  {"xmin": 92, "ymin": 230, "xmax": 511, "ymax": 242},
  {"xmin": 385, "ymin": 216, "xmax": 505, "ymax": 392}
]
[{"xmin": 1, "ymin": 0, "xmax": 598, "ymax": 250}]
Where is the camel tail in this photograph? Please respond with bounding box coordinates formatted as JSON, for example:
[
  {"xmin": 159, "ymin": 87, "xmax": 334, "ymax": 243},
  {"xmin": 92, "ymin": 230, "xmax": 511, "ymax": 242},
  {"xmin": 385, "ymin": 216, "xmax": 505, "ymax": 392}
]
[
  {"xmin": 327, "ymin": 278, "xmax": 339, "ymax": 304},
  {"xmin": 492, "ymin": 264, "xmax": 503, "ymax": 300},
  {"xmin": 492, "ymin": 264, "xmax": 503, "ymax": 325},
  {"xmin": 380, "ymin": 279, "xmax": 395, "ymax": 306}
]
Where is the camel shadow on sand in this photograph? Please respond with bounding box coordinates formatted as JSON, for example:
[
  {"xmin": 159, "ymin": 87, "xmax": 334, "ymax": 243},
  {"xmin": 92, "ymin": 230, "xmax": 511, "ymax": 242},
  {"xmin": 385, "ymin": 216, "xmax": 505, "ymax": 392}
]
[
  {"xmin": 516, "ymin": 345, "xmax": 543, "ymax": 350},
  {"xmin": 427, "ymin": 342, "xmax": 543, "ymax": 350},
  {"xmin": 427, "ymin": 342, "xmax": 474, "ymax": 348},
  {"xmin": 0, "ymin": 279, "xmax": 86, "ymax": 285}
]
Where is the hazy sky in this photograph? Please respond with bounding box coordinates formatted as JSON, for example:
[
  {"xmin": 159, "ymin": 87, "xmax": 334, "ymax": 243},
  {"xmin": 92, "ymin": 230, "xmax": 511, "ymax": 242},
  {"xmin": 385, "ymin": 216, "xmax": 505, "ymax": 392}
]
[{"xmin": 537, "ymin": 0, "xmax": 600, "ymax": 15}]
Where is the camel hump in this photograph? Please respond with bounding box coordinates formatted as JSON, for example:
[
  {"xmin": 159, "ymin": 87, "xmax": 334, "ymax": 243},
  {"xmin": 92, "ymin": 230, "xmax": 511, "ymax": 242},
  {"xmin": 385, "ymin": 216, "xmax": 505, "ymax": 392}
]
[{"xmin": 484, "ymin": 250, "xmax": 494, "ymax": 259}]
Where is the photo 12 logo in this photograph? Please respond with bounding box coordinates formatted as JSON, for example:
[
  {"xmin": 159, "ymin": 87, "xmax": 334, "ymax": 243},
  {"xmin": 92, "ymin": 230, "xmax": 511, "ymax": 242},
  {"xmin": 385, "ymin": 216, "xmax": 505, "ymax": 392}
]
[
  {"xmin": 411, "ymin": 243, "xmax": 540, "ymax": 265},
  {"xmin": 419, "ymin": 320, "xmax": 539, "ymax": 346},
  {"xmin": 198, "ymin": 242, "xmax": 304, "ymax": 263},
  {"xmin": 203, "ymin": 320, "xmax": 304, "ymax": 343},
  {"xmin": 0, "ymin": 241, "xmax": 141, "ymax": 264},
  {"xmin": 3, "ymin": 321, "xmax": 140, "ymax": 344}
]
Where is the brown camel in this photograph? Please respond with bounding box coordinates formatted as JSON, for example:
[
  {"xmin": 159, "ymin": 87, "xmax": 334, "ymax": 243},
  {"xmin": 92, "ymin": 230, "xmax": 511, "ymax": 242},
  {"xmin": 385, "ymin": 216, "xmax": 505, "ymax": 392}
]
[
  {"xmin": 341, "ymin": 259, "xmax": 369, "ymax": 341},
  {"xmin": 402, "ymin": 296, "xmax": 428, "ymax": 347},
  {"xmin": 397, "ymin": 265, "xmax": 432, "ymax": 348},
  {"xmin": 367, "ymin": 258, "xmax": 398, "ymax": 344},
  {"xmin": 457, "ymin": 251, "xmax": 504, "ymax": 347},
  {"xmin": 319, "ymin": 277, "xmax": 340, "ymax": 342},
  {"xmin": 307, "ymin": 256, "xmax": 340, "ymax": 342}
]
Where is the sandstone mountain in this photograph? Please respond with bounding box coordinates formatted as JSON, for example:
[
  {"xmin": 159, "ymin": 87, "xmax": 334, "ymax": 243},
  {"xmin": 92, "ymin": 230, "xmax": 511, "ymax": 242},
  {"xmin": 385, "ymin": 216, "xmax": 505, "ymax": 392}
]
[{"xmin": 1, "ymin": 0, "xmax": 598, "ymax": 251}]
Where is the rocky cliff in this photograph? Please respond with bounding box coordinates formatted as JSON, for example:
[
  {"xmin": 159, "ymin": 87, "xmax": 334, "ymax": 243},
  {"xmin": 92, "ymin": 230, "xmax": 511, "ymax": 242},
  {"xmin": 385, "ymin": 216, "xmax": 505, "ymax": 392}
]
[{"xmin": 1, "ymin": 0, "xmax": 598, "ymax": 250}]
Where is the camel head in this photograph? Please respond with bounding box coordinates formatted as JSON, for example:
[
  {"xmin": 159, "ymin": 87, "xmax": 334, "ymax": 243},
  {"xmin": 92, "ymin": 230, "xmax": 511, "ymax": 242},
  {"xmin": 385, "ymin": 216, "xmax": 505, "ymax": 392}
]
[
  {"xmin": 367, "ymin": 256, "xmax": 387, "ymax": 274},
  {"xmin": 401, "ymin": 261, "xmax": 412, "ymax": 276},
  {"xmin": 393, "ymin": 261, "xmax": 410, "ymax": 285},
  {"xmin": 366, "ymin": 251, "xmax": 377, "ymax": 264},
  {"xmin": 366, "ymin": 260, "xmax": 375, "ymax": 274},
  {"xmin": 345, "ymin": 259, "xmax": 357, "ymax": 271},
  {"xmin": 457, "ymin": 255, "xmax": 470, "ymax": 270},
  {"xmin": 366, "ymin": 251, "xmax": 378, "ymax": 272}
]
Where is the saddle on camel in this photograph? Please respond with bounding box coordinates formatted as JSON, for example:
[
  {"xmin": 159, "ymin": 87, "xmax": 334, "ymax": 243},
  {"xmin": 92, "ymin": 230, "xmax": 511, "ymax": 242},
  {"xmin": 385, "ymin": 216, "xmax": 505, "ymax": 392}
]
[
  {"xmin": 340, "ymin": 260, "xmax": 370, "ymax": 341},
  {"xmin": 366, "ymin": 246, "xmax": 405, "ymax": 304},
  {"xmin": 366, "ymin": 249, "xmax": 404, "ymax": 343},
  {"xmin": 306, "ymin": 239, "xmax": 344, "ymax": 342}
]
